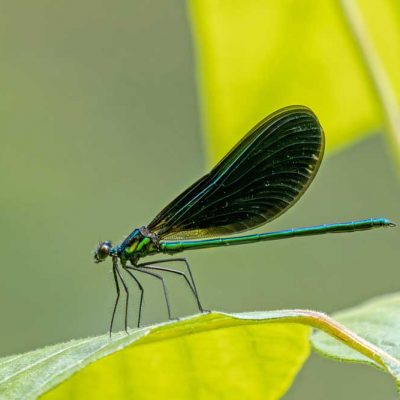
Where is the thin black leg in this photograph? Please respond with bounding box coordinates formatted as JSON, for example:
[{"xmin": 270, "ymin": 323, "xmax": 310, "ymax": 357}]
[
  {"xmin": 123, "ymin": 267, "xmax": 144, "ymax": 327},
  {"xmin": 126, "ymin": 266, "xmax": 173, "ymax": 320},
  {"xmin": 114, "ymin": 264, "xmax": 129, "ymax": 334},
  {"xmin": 137, "ymin": 258, "xmax": 203, "ymax": 312},
  {"xmin": 109, "ymin": 262, "xmax": 121, "ymax": 337},
  {"xmin": 138, "ymin": 264, "xmax": 203, "ymax": 313}
]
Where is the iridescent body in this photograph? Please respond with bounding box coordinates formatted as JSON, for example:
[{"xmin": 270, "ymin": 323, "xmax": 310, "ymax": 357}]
[{"xmin": 94, "ymin": 106, "xmax": 394, "ymax": 334}]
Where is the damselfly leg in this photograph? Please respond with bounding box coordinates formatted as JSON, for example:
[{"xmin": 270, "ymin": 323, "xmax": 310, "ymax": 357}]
[
  {"xmin": 137, "ymin": 258, "xmax": 204, "ymax": 312},
  {"xmin": 126, "ymin": 266, "xmax": 173, "ymax": 321}
]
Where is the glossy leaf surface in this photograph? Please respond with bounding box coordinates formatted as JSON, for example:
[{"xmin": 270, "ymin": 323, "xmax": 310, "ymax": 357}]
[
  {"xmin": 189, "ymin": 0, "xmax": 400, "ymax": 163},
  {"xmin": 0, "ymin": 312, "xmax": 311, "ymax": 400}
]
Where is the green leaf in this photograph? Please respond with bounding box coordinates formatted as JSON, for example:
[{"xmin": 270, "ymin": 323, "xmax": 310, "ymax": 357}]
[
  {"xmin": 311, "ymin": 292, "xmax": 400, "ymax": 382},
  {"xmin": 189, "ymin": 0, "xmax": 400, "ymax": 164},
  {"xmin": 4, "ymin": 305, "xmax": 400, "ymax": 399},
  {"xmin": 0, "ymin": 312, "xmax": 311, "ymax": 400}
]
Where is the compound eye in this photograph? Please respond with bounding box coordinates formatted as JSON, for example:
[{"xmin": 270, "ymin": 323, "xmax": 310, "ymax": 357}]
[
  {"xmin": 94, "ymin": 241, "xmax": 112, "ymax": 263},
  {"xmin": 100, "ymin": 243, "xmax": 110, "ymax": 256}
]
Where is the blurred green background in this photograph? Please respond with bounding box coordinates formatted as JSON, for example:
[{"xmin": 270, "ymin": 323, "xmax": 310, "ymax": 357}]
[{"xmin": 0, "ymin": 1, "xmax": 399, "ymax": 399}]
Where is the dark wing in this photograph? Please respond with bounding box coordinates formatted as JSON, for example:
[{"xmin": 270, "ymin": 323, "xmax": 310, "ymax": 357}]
[{"xmin": 148, "ymin": 105, "xmax": 325, "ymax": 240}]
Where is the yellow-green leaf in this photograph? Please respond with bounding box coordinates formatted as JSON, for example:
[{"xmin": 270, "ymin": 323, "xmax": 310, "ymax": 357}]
[
  {"xmin": 0, "ymin": 312, "xmax": 311, "ymax": 400},
  {"xmin": 189, "ymin": 0, "xmax": 400, "ymax": 164},
  {"xmin": 3, "ymin": 308, "xmax": 400, "ymax": 399}
]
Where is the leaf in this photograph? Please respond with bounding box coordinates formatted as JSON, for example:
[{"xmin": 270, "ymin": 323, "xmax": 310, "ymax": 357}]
[
  {"xmin": 0, "ymin": 312, "xmax": 311, "ymax": 400},
  {"xmin": 311, "ymin": 292, "xmax": 400, "ymax": 382},
  {"xmin": 4, "ymin": 306, "xmax": 400, "ymax": 400},
  {"xmin": 189, "ymin": 0, "xmax": 400, "ymax": 164}
]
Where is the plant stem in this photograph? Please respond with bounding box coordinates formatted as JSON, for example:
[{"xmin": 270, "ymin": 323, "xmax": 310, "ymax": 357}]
[
  {"xmin": 284, "ymin": 309, "xmax": 399, "ymax": 372},
  {"xmin": 339, "ymin": 0, "xmax": 400, "ymax": 166}
]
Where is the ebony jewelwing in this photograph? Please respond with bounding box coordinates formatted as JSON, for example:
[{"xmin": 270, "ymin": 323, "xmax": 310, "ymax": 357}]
[{"xmin": 94, "ymin": 105, "xmax": 394, "ymax": 334}]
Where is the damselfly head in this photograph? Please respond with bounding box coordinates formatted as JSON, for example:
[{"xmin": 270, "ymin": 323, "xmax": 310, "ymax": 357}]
[{"xmin": 94, "ymin": 240, "xmax": 112, "ymax": 263}]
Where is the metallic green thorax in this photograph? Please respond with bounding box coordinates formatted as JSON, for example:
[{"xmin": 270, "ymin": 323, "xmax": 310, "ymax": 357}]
[
  {"xmin": 120, "ymin": 218, "xmax": 394, "ymax": 263},
  {"xmin": 124, "ymin": 237, "xmax": 157, "ymax": 258}
]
